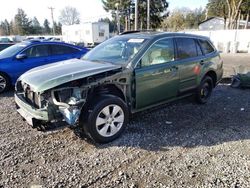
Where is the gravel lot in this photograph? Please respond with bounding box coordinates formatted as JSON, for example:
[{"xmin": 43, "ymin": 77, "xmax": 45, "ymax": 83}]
[{"xmin": 0, "ymin": 54, "xmax": 250, "ymax": 187}]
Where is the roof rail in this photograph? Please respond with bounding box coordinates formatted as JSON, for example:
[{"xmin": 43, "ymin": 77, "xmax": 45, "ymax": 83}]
[
  {"xmin": 120, "ymin": 29, "xmax": 155, "ymax": 35},
  {"xmin": 25, "ymin": 39, "xmax": 42, "ymax": 43}
]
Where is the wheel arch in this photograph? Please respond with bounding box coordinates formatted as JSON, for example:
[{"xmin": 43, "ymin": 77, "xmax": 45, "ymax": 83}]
[
  {"xmin": 81, "ymin": 84, "xmax": 127, "ymax": 119},
  {"xmin": 89, "ymin": 84, "xmax": 126, "ymax": 101},
  {"xmin": 0, "ymin": 71, "xmax": 11, "ymax": 83},
  {"xmin": 202, "ymin": 70, "xmax": 217, "ymax": 87}
]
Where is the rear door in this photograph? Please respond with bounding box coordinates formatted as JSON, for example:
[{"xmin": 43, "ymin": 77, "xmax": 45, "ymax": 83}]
[
  {"xmin": 175, "ymin": 37, "xmax": 203, "ymax": 93},
  {"xmin": 49, "ymin": 44, "xmax": 81, "ymax": 62},
  {"xmin": 135, "ymin": 38, "xmax": 179, "ymax": 109}
]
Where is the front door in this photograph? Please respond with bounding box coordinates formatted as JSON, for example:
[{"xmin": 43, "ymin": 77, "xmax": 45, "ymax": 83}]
[
  {"xmin": 12, "ymin": 44, "xmax": 51, "ymax": 81},
  {"xmin": 134, "ymin": 38, "xmax": 179, "ymax": 109}
]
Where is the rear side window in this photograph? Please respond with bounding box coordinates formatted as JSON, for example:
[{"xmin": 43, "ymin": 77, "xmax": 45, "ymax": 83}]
[
  {"xmin": 51, "ymin": 45, "xmax": 79, "ymax": 55},
  {"xmin": 24, "ymin": 45, "xmax": 49, "ymax": 57},
  {"xmin": 199, "ymin": 40, "xmax": 215, "ymax": 54},
  {"xmin": 176, "ymin": 38, "xmax": 197, "ymax": 60}
]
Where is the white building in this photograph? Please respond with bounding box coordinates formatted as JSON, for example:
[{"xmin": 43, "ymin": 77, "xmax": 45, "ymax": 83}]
[
  {"xmin": 62, "ymin": 22, "xmax": 109, "ymax": 46},
  {"xmin": 199, "ymin": 17, "xmax": 250, "ymax": 30}
]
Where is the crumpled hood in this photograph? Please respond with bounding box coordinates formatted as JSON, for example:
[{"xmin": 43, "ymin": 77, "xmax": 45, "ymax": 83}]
[{"xmin": 19, "ymin": 58, "xmax": 122, "ymax": 92}]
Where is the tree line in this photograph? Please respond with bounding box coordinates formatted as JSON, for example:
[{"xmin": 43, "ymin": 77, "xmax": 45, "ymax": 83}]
[
  {"xmin": 1, "ymin": 0, "xmax": 249, "ymax": 35},
  {"xmin": 206, "ymin": 0, "xmax": 250, "ymax": 29},
  {"xmin": 0, "ymin": 9, "xmax": 62, "ymax": 36},
  {"xmin": 102, "ymin": 0, "xmax": 250, "ymax": 31}
]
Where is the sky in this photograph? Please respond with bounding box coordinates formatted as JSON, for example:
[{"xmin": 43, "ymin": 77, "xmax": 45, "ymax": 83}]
[{"xmin": 0, "ymin": 0, "xmax": 208, "ymax": 25}]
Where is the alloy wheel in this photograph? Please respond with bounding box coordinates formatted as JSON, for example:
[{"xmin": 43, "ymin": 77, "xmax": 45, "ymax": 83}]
[
  {"xmin": 95, "ymin": 104, "xmax": 125, "ymax": 137},
  {"xmin": 0, "ymin": 75, "xmax": 7, "ymax": 93}
]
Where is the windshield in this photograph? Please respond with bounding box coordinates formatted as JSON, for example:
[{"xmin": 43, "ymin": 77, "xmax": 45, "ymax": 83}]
[
  {"xmin": 0, "ymin": 43, "xmax": 27, "ymax": 59},
  {"xmin": 82, "ymin": 36, "xmax": 147, "ymax": 65}
]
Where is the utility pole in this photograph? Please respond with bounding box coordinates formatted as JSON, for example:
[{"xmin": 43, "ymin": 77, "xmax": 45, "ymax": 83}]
[
  {"xmin": 48, "ymin": 7, "xmax": 55, "ymax": 35},
  {"xmin": 147, "ymin": 0, "xmax": 150, "ymax": 30},
  {"xmin": 135, "ymin": 0, "xmax": 138, "ymax": 30},
  {"xmin": 115, "ymin": 3, "xmax": 120, "ymax": 34}
]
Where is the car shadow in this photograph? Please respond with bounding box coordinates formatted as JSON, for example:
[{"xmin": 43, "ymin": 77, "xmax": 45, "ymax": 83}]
[
  {"xmin": 73, "ymin": 84, "xmax": 250, "ymax": 151},
  {"xmin": 0, "ymin": 87, "xmax": 14, "ymax": 98},
  {"xmin": 9, "ymin": 84, "xmax": 250, "ymax": 151}
]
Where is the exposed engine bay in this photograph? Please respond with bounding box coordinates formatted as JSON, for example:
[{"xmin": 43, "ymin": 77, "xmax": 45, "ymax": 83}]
[
  {"xmin": 52, "ymin": 87, "xmax": 87, "ymax": 125},
  {"xmin": 16, "ymin": 68, "xmax": 130, "ymax": 126}
]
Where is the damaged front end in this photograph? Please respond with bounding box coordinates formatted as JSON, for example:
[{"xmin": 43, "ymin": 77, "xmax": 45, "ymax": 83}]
[
  {"xmin": 51, "ymin": 87, "xmax": 87, "ymax": 125},
  {"xmin": 15, "ymin": 66, "xmax": 129, "ymax": 127}
]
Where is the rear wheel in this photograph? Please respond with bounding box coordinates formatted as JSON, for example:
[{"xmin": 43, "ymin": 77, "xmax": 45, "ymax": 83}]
[
  {"xmin": 196, "ymin": 76, "xmax": 213, "ymax": 104},
  {"xmin": 0, "ymin": 73, "xmax": 10, "ymax": 93},
  {"xmin": 81, "ymin": 96, "xmax": 129, "ymax": 143}
]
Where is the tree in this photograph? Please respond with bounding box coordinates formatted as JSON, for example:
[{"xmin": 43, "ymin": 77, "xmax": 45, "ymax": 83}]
[
  {"xmin": 206, "ymin": 0, "xmax": 228, "ymax": 28},
  {"xmin": 162, "ymin": 10, "xmax": 185, "ymax": 31},
  {"xmin": 59, "ymin": 6, "xmax": 80, "ymax": 25},
  {"xmin": 99, "ymin": 17, "xmax": 116, "ymax": 33},
  {"xmin": 9, "ymin": 21, "xmax": 15, "ymax": 35},
  {"xmin": 13, "ymin": 8, "xmax": 32, "ymax": 35},
  {"xmin": 226, "ymin": 0, "xmax": 244, "ymax": 29},
  {"xmin": 31, "ymin": 17, "xmax": 42, "ymax": 34},
  {"xmin": 137, "ymin": 0, "xmax": 169, "ymax": 29},
  {"xmin": 162, "ymin": 8, "xmax": 206, "ymax": 31},
  {"xmin": 206, "ymin": 0, "xmax": 250, "ymax": 29},
  {"xmin": 54, "ymin": 22, "xmax": 62, "ymax": 35},
  {"xmin": 239, "ymin": 0, "xmax": 250, "ymax": 29},
  {"xmin": 184, "ymin": 8, "xmax": 206, "ymax": 29},
  {"xmin": 43, "ymin": 19, "xmax": 51, "ymax": 34},
  {"xmin": 102, "ymin": 0, "xmax": 169, "ymax": 30},
  {"xmin": 0, "ymin": 19, "xmax": 10, "ymax": 35}
]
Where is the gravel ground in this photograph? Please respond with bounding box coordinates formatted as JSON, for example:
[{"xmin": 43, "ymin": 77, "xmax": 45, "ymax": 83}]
[{"xmin": 0, "ymin": 83, "xmax": 249, "ymax": 187}]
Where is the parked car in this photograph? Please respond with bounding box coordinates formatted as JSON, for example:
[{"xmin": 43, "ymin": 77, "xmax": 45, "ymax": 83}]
[
  {"xmin": 0, "ymin": 43, "xmax": 15, "ymax": 51},
  {"xmin": 15, "ymin": 32, "xmax": 223, "ymax": 143},
  {"xmin": 0, "ymin": 37, "xmax": 15, "ymax": 51},
  {"xmin": 0, "ymin": 40, "xmax": 88, "ymax": 93},
  {"xmin": 0, "ymin": 37, "xmax": 13, "ymax": 43}
]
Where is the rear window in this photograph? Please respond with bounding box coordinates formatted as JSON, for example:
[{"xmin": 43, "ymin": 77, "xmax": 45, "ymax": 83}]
[
  {"xmin": 176, "ymin": 38, "xmax": 198, "ymax": 60},
  {"xmin": 199, "ymin": 40, "xmax": 215, "ymax": 54}
]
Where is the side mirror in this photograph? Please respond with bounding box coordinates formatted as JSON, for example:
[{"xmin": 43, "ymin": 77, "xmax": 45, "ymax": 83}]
[{"xmin": 16, "ymin": 54, "xmax": 27, "ymax": 60}]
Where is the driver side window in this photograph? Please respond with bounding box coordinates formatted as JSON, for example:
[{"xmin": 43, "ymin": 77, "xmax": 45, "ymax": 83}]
[
  {"xmin": 23, "ymin": 45, "xmax": 49, "ymax": 58},
  {"xmin": 141, "ymin": 38, "xmax": 174, "ymax": 67}
]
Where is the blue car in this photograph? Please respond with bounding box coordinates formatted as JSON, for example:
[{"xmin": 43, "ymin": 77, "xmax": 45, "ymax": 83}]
[{"xmin": 0, "ymin": 40, "xmax": 88, "ymax": 93}]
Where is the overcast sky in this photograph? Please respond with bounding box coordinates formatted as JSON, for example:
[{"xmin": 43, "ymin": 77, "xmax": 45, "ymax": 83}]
[{"xmin": 0, "ymin": 0, "xmax": 208, "ymax": 25}]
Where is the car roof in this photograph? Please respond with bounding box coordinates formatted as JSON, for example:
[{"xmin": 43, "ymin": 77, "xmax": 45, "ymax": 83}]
[
  {"xmin": 20, "ymin": 40, "xmax": 85, "ymax": 49},
  {"xmin": 120, "ymin": 31, "xmax": 210, "ymax": 41}
]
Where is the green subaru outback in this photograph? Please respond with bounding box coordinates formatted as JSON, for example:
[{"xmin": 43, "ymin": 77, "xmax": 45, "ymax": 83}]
[{"xmin": 15, "ymin": 32, "xmax": 223, "ymax": 143}]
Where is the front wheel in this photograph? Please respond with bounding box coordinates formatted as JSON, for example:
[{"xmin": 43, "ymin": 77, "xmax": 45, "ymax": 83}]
[
  {"xmin": 81, "ymin": 96, "xmax": 129, "ymax": 143},
  {"xmin": 196, "ymin": 76, "xmax": 213, "ymax": 104}
]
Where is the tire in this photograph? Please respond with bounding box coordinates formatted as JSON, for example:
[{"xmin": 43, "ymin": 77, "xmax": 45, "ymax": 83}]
[
  {"xmin": 196, "ymin": 76, "xmax": 213, "ymax": 104},
  {"xmin": 0, "ymin": 73, "xmax": 10, "ymax": 93},
  {"xmin": 80, "ymin": 95, "xmax": 129, "ymax": 143}
]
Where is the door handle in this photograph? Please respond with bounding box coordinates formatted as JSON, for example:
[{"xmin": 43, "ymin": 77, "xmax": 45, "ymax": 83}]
[{"xmin": 200, "ymin": 60, "xmax": 205, "ymax": 65}]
